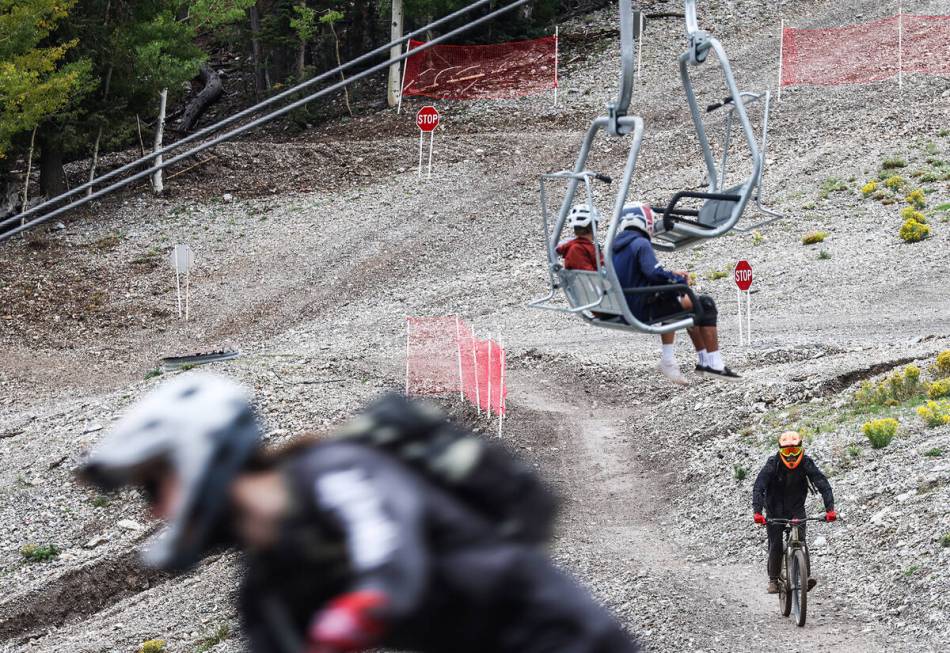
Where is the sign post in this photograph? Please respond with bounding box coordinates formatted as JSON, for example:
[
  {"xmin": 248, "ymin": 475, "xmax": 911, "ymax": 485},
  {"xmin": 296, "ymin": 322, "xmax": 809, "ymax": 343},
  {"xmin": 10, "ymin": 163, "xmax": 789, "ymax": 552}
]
[
  {"xmin": 416, "ymin": 106, "xmax": 440, "ymax": 179},
  {"xmin": 734, "ymin": 260, "xmax": 752, "ymax": 345},
  {"xmin": 169, "ymin": 244, "xmax": 194, "ymax": 320}
]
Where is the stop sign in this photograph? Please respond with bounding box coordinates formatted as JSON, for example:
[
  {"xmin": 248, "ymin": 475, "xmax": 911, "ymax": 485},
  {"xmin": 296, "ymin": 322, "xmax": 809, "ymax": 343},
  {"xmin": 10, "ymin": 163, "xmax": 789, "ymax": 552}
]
[
  {"xmin": 734, "ymin": 260, "xmax": 753, "ymax": 291},
  {"xmin": 416, "ymin": 106, "xmax": 440, "ymax": 132}
]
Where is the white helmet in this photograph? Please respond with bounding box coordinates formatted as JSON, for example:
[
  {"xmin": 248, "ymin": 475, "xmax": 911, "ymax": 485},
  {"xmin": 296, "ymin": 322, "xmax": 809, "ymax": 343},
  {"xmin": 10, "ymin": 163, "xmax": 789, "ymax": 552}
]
[
  {"xmin": 568, "ymin": 204, "xmax": 600, "ymax": 229},
  {"xmin": 618, "ymin": 202, "xmax": 655, "ymax": 238},
  {"xmin": 77, "ymin": 373, "xmax": 261, "ymax": 571}
]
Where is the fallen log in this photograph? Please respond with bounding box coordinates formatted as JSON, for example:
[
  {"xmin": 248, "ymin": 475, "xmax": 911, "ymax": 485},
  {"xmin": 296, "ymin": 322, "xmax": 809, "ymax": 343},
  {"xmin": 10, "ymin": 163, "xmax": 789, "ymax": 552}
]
[{"xmin": 178, "ymin": 64, "xmax": 223, "ymax": 133}]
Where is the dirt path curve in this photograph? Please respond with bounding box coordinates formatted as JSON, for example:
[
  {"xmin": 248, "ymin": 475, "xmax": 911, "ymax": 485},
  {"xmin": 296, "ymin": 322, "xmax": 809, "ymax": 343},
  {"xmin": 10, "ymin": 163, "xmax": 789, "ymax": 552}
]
[{"xmin": 509, "ymin": 374, "xmax": 890, "ymax": 653}]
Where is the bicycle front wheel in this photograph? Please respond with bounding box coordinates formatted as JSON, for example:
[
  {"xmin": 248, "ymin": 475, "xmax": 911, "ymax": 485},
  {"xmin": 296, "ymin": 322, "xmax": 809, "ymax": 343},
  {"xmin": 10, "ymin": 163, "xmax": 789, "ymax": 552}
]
[
  {"xmin": 779, "ymin": 554, "xmax": 791, "ymax": 617},
  {"xmin": 790, "ymin": 548, "xmax": 808, "ymax": 627}
]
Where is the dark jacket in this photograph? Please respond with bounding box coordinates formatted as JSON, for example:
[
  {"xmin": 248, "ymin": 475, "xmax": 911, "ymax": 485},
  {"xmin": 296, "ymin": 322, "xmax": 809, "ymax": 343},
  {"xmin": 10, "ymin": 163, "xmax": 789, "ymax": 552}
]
[
  {"xmin": 752, "ymin": 454, "xmax": 835, "ymax": 518},
  {"xmin": 556, "ymin": 237, "xmax": 602, "ymax": 272},
  {"xmin": 239, "ymin": 441, "xmax": 638, "ymax": 653},
  {"xmin": 610, "ymin": 229, "xmax": 686, "ymax": 320}
]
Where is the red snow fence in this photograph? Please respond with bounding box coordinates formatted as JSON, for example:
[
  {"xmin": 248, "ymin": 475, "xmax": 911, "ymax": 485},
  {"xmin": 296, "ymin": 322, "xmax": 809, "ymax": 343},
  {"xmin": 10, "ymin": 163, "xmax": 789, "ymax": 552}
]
[
  {"xmin": 405, "ymin": 316, "xmax": 507, "ymax": 417},
  {"xmin": 781, "ymin": 14, "xmax": 950, "ymax": 87},
  {"xmin": 401, "ymin": 35, "xmax": 557, "ymax": 100}
]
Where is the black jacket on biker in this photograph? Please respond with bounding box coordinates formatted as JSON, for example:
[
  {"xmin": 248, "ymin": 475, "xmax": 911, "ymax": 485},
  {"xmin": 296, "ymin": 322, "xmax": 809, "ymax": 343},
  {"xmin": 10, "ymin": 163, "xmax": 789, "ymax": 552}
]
[
  {"xmin": 238, "ymin": 441, "xmax": 638, "ymax": 653},
  {"xmin": 752, "ymin": 454, "xmax": 834, "ymax": 518}
]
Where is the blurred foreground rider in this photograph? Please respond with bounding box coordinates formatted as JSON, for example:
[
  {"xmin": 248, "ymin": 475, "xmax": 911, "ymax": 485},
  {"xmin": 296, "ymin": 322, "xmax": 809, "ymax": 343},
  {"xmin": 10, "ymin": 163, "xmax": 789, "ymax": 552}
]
[
  {"xmin": 752, "ymin": 431, "xmax": 837, "ymax": 594},
  {"xmin": 611, "ymin": 202, "xmax": 739, "ymax": 385},
  {"xmin": 77, "ymin": 374, "xmax": 639, "ymax": 653}
]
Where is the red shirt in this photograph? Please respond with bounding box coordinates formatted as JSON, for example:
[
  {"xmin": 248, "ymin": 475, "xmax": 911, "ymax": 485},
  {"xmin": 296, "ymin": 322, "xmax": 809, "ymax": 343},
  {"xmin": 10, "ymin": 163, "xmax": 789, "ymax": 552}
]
[{"xmin": 556, "ymin": 237, "xmax": 602, "ymax": 271}]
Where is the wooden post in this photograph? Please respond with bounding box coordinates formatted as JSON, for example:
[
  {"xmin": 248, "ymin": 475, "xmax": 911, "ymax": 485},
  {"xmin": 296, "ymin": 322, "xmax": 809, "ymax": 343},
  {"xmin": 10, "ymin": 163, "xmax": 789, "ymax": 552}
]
[
  {"xmin": 20, "ymin": 127, "xmax": 37, "ymax": 224},
  {"xmin": 388, "ymin": 0, "xmax": 404, "ymax": 107},
  {"xmin": 152, "ymin": 89, "xmax": 167, "ymax": 194}
]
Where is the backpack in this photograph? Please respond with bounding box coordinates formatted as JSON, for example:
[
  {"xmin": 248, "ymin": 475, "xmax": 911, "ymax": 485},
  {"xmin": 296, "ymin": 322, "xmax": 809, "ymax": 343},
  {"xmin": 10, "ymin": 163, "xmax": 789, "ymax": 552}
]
[{"xmin": 330, "ymin": 393, "xmax": 557, "ymax": 544}]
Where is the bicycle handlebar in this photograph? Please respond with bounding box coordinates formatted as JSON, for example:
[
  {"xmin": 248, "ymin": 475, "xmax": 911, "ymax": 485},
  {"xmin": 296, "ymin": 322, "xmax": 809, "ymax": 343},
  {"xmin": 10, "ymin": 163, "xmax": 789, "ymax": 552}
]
[
  {"xmin": 595, "ymin": 173, "xmax": 613, "ymax": 184},
  {"xmin": 765, "ymin": 516, "xmax": 832, "ymax": 526}
]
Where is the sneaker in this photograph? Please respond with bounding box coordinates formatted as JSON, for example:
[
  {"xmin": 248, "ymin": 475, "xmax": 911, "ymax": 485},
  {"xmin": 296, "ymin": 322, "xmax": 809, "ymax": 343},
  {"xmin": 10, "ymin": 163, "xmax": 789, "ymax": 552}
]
[
  {"xmin": 807, "ymin": 577, "xmax": 817, "ymax": 591},
  {"xmin": 704, "ymin": 366, "xmax": 741, "ymax": 382},
  {"xmin": 658, "ymin": 361, "xmax": 688, "ymax": 386},
  {"xmin": 767, "ymin": 579, "xmax": 780, "ymax": 594}
]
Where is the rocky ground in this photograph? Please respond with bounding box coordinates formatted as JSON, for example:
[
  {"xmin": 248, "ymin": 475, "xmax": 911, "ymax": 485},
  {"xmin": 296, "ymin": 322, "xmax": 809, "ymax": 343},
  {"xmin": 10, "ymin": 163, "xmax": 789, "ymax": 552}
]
[{"xmin": 1, "ymin": 0, "xmax": 950, "ymax": 651}]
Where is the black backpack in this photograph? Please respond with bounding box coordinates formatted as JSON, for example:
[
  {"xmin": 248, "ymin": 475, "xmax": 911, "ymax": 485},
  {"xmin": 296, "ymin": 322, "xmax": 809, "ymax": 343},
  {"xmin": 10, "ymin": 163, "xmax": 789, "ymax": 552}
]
[{"xmin": 330, "ymin": 393, "xmax": 558, "ymax": 544}]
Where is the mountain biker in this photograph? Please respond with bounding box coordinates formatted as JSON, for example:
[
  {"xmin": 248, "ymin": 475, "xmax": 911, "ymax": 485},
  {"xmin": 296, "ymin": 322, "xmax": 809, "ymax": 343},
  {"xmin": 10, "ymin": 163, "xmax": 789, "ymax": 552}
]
[
  {"xmin": 611, "ymin": 202, "xmax": 739, "ymax": 385},
  {"xmin": 76, "ymin": 374, "xmax": 639, "ymax": 653},
  {"xmin": 556, "ymin": 204, "xmax": 603, "ymax": 272},
  {"xmin": 752, "ymin": 431, "xmax": 837, "ymax": 594}
]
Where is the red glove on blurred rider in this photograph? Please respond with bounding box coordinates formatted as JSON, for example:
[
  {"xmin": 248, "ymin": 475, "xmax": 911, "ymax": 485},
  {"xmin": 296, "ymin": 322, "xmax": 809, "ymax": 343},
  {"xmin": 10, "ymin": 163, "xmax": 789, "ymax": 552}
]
[
  {"xmin": 753, "ymin": 513, "xmax": 766, "ymax": 525},
  {"xmin": 306, "ymin": 590, "xmax": 388, "ymax": 653},
  {"xmin": 825, "ymin": 510, "xmax": 837, "ymax": 522}
]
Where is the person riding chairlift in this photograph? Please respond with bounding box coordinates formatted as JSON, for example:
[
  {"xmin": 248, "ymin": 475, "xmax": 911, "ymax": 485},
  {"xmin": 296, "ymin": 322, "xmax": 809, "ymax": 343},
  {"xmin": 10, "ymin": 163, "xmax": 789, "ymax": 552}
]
[
  {"xmin": 753, "ymin": 431, "xmax": 837, "ymax": 595},
  {"xmin": 556, "ymin": 205, "xmax": 603, "ymax": 271},
  {"xmin": 611, "ymin": 202, "xmax": 739, "ymax": 384}
]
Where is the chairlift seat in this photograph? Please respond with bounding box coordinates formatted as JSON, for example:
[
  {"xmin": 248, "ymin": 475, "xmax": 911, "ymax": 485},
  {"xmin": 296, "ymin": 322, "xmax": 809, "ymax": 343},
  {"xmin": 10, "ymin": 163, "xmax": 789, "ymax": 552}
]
[{"xmin": 654, "ymin": 184, "xmax": 744, "ymax": 250}]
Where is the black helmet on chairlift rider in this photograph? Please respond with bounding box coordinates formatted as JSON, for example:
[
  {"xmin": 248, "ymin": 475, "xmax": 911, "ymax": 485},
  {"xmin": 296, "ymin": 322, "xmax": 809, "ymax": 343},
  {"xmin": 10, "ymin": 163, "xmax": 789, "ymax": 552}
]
[{"xmin": 76, "ymin": 373, "xmax": 262, "ymax": 571}]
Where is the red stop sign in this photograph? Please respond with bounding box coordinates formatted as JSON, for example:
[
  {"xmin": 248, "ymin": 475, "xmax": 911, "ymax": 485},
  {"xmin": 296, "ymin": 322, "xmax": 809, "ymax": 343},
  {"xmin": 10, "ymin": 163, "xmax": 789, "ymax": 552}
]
[
  {"xmin": 734, "ymin": 260, "xmax": 753, "ymax": 291},
  {"xmin": 416, "ymin": 106, "xmax": 440, "ymax": 132}
]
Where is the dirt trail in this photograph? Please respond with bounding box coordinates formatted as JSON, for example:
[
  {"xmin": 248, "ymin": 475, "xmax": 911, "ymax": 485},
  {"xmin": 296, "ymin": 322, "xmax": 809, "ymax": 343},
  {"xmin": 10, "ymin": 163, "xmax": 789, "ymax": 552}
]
[{"xmin": 510, "ymin": 375, "xmax": 888, "ymax": 652}]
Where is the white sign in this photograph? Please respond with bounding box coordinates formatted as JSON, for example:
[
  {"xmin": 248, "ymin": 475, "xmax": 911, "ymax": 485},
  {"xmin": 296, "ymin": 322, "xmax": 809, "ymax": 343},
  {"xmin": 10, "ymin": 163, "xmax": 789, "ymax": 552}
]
[{"xmin": 169, "ymin": 243, "xmax": 194, "ymax": 320}]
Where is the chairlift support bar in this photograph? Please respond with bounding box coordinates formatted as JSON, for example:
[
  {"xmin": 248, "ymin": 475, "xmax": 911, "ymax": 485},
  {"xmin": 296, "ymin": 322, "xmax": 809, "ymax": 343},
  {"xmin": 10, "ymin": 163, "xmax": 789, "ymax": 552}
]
[{"xmin": 0, "ymin": 0, "xmax": 529, "ymax": 244}]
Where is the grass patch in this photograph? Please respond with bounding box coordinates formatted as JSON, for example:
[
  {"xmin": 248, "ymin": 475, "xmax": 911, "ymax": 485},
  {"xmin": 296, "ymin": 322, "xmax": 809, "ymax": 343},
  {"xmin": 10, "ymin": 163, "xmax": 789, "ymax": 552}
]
[
  {"xmin": 819, "ymin": 178, "xmax": 848, "ymax": 199},
  {"xmin": 194, "ymin": 624, "xmax": 230, "ymax": 652},
  {"xmin": 751, "ymin": 230, "xmax": 765, "ymax": 246},
  {"xmin": 802, "ymin": 230, "xmax": 828, "ymax": 245},
  {"xmin": 882, "ymin": 157, "xmax": 907, "ymax": 170},
  {"xmin": 91, "ymin": 494, "xmax": 111, "ymax": 508},
  {"xmin": 145, "ymin": 368, "xmax": 163, "ymax": 380},
  {"xmin": 941, "ymin": 533, "xmax": 950, "ymax": 547},
  {"xmin": 20, "ymin": 543, "xmax": 60, "ymax": 562},
  {"xmin": 733, "ymin": 465, "xmax": 748, "ymax": 481},
  {"xmin": 924, "ymin": 447, "xmax": 943, "ymax": 458},
  {"xmin": 139, "ymin": 640, "xmax": 166, "ymax": 653},
  {"xmin": 846, "ymin": 444, "xmax": 862, "ymax": 457},
  {"xmin": 818, "ymin": 250, "xmax": 831, "ymax": 260},
  {"xmin": 863, "ymin": 418, "xmax": 899, "ymax": 448},
  {"xmin": 706, "ymin": 268, "xmax": 728, "ymax": 281},
  {"xmin": 93, "ymin": 233, "xmax": 122, "ymax": 250},
  {"xmin": 903, "ymin": 564, "xmax": 920, "ymax": 577}
]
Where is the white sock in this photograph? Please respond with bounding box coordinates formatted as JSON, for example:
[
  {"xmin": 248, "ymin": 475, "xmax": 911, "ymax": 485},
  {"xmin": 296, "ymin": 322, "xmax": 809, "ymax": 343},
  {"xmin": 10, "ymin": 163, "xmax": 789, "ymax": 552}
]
[
  {"xmin": 661, "ymin": 344, "xmax": 675, "ymax": 365},
  {"xmin": 707, "ymin": 350, "xmax": 724, "ymax": 371},
  {"xmin": 697, "ymin": 348, "xmax": 707, "ymax": 366}
]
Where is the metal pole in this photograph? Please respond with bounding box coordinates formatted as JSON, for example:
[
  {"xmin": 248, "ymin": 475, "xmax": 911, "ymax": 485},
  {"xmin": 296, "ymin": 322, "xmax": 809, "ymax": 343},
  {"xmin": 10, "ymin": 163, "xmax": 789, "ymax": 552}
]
[
  {"xmin": 455, "ymin": 315, "xmax": 464, "ymax": 401},
  {"xmin": 777, "ymin": 19, "xmax": 784, "ymax": 102},
  {"xmin": 1, "ymin": 0, "xmax": 531, "ymax": 242},
  {"xmin": 175, "ymin": 267, "xmax": 182, "ymax": 319},
  {"xmin": 487, "ymin": 334, "xmax": 493, "ymax": 418},
  {"xmin": 427, "ymin": 131, "xmax": 434, "ymax": 179},
  {"xmin": 746, "ymin": 290, "xmax": 751, "ymax": 345},
  {"xmin": 737, "ymin": 288, "xmax": 743, "ymax": 345},
  {"xmin": 3, "ymin": 0, "xmax": 496, "ymax": 231},
  {"xmin": 498, "ymin": 344, "xmax": 505, "ymax": 437},
  {"xmin": 636, "ymin": 13, "xmax": 643, "ymax": 86},
  {"xmin": 418, "ymin": 131, "xmax": 423, "ymax": 177},
  {"xmin": 405, "ymin": 318, "xmax": 411, "ymax": 396},
  {"xmin": 397, "ymin": 41, "xmax": 410, "ymax": 115},
  {"xmin": 898, "ymin": 4, "xmax": 903, "ymax": 91},
  {"xmin": 471, "ymin": 330, "xmax": 480, "ymax": 415},
  {"xmin": 185, "ymin": 267, "xmax": 190, "ymax": 321},
  {"xmin": 554, "ymin": 26, "xmax": 559, "ymax": 107}
]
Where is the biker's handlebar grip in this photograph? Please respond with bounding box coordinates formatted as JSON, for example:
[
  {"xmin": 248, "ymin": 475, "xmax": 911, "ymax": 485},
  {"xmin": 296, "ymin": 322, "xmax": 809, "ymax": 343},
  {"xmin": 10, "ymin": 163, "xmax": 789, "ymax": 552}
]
[{"xmin": 595, "ymin": 173, "xmax": 613, "ymax": 184}]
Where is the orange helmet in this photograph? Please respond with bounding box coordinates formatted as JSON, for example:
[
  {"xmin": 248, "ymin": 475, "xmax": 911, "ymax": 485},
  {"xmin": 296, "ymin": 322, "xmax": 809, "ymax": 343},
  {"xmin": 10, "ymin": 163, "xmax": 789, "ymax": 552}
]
[{"xmin": 778, "ymin": 431, "xmax": 804, "ymax": 470}]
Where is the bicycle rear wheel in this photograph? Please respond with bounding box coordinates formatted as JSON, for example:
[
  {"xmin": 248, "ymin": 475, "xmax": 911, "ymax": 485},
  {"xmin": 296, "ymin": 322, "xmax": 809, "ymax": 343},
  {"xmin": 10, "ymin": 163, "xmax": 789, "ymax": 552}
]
[
  {"xmin": 779, "ymin": 554, "xmax": 791, "ymax": 617},
  {"xmin": 790, "ymin": 548, "xmax": 808, "ymax": 626}
]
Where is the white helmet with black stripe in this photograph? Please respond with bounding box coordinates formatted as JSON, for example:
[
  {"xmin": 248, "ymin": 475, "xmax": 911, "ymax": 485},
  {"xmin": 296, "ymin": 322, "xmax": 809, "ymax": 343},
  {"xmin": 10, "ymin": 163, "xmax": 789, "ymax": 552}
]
[
  {"xmin": 568, "ymin": 204, "xmax": 600, "ymax": 229},
  {"xmin": 76, "ymin": 373, "xmax": 261, "ymax": 571}
]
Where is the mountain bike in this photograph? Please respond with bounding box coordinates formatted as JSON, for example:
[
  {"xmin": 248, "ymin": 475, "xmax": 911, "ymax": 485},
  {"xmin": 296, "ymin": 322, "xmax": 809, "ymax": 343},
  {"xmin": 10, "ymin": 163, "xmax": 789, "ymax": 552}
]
[{"xmin": 766, "ymin": 516, "xmax": 829, "ymax": 627}]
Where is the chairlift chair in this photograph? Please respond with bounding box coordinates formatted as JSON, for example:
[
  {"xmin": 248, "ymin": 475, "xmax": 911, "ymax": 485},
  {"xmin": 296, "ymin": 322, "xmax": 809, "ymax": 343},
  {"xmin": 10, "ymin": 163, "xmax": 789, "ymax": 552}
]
[
  {"xmin": 653, "ymin": 0, "xmax": 780, "ymax": 250},
  {"xmin": 528, "ymin": 0, "xmax": 703, "ymax": 335}
]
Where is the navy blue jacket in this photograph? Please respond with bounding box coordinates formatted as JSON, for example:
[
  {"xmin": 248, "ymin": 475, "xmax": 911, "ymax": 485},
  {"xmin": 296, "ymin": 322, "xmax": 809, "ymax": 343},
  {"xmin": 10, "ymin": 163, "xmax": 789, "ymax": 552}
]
[{"xmin": 611, "ymin": 229, "xmax": 685, "ymax": 320}]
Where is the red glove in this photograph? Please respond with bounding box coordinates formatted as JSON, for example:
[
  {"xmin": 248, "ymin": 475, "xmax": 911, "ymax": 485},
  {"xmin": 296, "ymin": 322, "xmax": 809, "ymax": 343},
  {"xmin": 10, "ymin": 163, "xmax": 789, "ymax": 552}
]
[
  {"xmin": 824, "ymin": 510, "xmax": 837, "ymax": 522},
  {"xmin": 307, "ymin": 590, "xmax": 388, "ymax": 653},
  {"xmin": 753, "ymin": 513, "xmax": 766, "ymax": 525}
]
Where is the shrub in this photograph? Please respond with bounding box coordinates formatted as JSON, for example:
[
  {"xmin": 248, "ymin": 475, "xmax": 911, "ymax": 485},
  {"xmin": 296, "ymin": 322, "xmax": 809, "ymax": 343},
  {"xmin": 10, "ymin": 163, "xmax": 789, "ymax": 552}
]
[
  {"xmin": 900, "ymin": 207, "xmax": 926, "ymax": 223},
  {"xmin": 751, "ymin": 230, "xmax": 765, "ymax": 245},
  {"xmin": 195, "ymin": 624, "xmax": 231, "ymax": 653},
  {"xmin": 872, "ymin": 190, "xmax": 888, "ymax": 201},
  {"xmin": 899, "ymin": 219, "xmax": 930, "ymax": 243},
  {"xmin": 905, "ymin": 188, "xmax": 927, "ymax": 209},
  {"xmin": 932, "ymin": 350, "xmax": 950, "ymax": 378},
  {"xmin": 863, "ymin": 418, "xmax": 899, "ymax": 448},
  {"xmin": 920, "ymin": 171, "xmax": 939, "ymax": 183},
  {"xmin": 917, "ymin": 401, "xmax": 950, "ymax": 427},
  {"xmin": 733, "ymin": 464, "xmax": 747, "ymax": 481},
  {"xmin": 20, "ymin": 543, "xmax": 60, "ymax": 562},
  {"xmin": 861, "ymin": 181, "xmax": 877, "ymax": 196},
  {"xmin": 855, "ymin": 366, "xmax": 922, "ymax": 407},
  {"xmin": 144, "ymin": 368, "xmax": 163, "ymax": 380},
  {"xmin": 139, "ymin": 640, "xmax": 166, "ymax": 653},
  {"xmin": 882, "ymin": 157, "xmax": 906, "ymax": 170},
  {"xmin": 91, "ymin": 495, "xmax": 111, "ymax": 508},
  {"xmin": 928, "ymin": 378, "xmax": 950, "ymax": 399},
  {"xmin": 819, "ymin": 178, "xmax": 847, "ymax": 199},
  {"xmin": 846, "ymin": 443, "xmax": 862, "ymax": 457},
  {"xmin": 802, "ymin": 230, "xmax": 828, "ymax": 245},
  {"xmin": 884, "ymin": 175, "xmax": 905, "ymax": 190},
  {"xmin": 818, "ymin": 250, "xmax": 831, "ymax": 260},
  {"xmin": 706, "ymin": 269, "xmax": 728, "ymax": 281},
  {"xmin": 924, "ymin": 447, "xmax": 943, "ymax": 457},
  {"xmin": 942, "ymin": 533, "xmax": 950, "ymax": 547}
]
